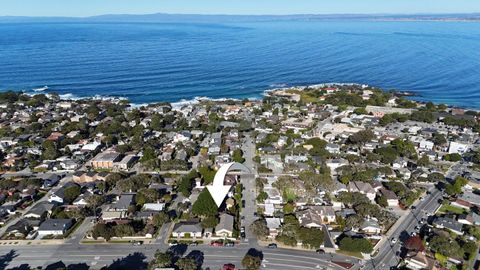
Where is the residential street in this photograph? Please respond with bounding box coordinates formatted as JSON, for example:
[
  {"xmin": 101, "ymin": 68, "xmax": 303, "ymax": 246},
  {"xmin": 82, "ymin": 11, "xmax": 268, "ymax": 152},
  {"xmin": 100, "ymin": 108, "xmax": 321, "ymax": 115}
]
[{"xmin": 363, "ymin": 187, "xmax": 443, "ymax": 270}]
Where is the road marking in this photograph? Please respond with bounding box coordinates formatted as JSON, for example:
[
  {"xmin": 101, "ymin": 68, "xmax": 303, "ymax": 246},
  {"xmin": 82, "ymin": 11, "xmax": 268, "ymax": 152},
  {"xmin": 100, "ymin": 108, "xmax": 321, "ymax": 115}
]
[{"xmin": 263, "ymin": 262, "xmax": 319, "ymax": 269}]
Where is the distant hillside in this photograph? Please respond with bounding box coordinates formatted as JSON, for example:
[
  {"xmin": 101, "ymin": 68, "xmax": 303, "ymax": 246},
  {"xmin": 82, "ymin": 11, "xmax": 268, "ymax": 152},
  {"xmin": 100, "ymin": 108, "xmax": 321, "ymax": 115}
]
[{"xmin": 1, "ymin": 13, "xmax": 480, "ymax": 23}]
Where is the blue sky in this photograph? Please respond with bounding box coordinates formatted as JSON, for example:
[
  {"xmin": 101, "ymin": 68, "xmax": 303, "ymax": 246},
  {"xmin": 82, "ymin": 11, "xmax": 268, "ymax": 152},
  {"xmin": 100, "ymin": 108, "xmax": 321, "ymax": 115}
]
[{"xmin": 2, "ymin": 0, "xmax": 480, "ymax": 17}]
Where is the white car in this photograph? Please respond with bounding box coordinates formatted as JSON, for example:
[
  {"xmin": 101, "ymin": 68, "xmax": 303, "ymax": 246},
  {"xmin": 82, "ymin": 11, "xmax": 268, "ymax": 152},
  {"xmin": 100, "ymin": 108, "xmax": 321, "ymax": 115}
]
[{"xmin": 391, "ymin": 238, "xmax": 397, "ymax": 244}]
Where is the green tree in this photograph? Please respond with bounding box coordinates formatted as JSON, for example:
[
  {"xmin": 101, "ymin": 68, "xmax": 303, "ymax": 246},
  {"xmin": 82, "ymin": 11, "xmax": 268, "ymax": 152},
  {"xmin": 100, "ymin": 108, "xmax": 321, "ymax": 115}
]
[
  {"xmin": 91, "ymin": 223, "xmax": 113, "ymax": 241},
  {"xmin": 175, "ymin": 257, "xmax": 197, "ymax": 270},
  {"xmin": 249, "ymin": 219, "xmax": 269, "ymax": 240},
  {"xmin": 136, "ymin": 188, "xmax": 159, "ymax": 206},
  {"xmin": 152, "ymin": 212, "xmax": 170, "ymax": 227},
  {"xmin": 201, "ymin": 215, "xmax": 219, "ymax": 228},
  {"xmin": 42, "ymin": 140, "xmax": 59, "ymax": 160},
  {"xmin": 232, "ymin": 149, "xmax": 245, "ymax": 163},
  {"xmin": 191, "ymin": 189, "xmax": 218, "ymax": 217},
  {"xmin": 141, "ymin": 146, "xmax": 157, "ymax": 163},
  {"xmin": 198, "ymin": 166, "xmax": 216, "ymax": 185},
  {"xmin": 63, "ymin": 185, "xmax": 81, "ymax": 204},
  {"xmin": 148, "ymin": 251, "xmax": 173, "ymax": 270},
  {"xmin": 242, "ymin": 253, "xmax": 262, "ymax": 270},
  {"xmin": 417, "ymin": 155, "xmax": 430, "ymax": 167},
  {"xmin": 178, "ymin": 170, "xmax": 198, "ymax": 197},
  {"xmin": 348, "ymin": 130, "xmax": 375, "ymax": 144},
  {"xmin": 444, "ymin": 153, "xmax": 462, "ymax": 162},
  {"xmin": 339, "ymin": 236, "xmax": 373, "ymax": 253},
  {"xmin": 429, "ymin": 235, "xmax": 462, "ymax": 258},
  {"xmin": 297, "ymin": 227, "xmax": 324, "ymax": 249}
]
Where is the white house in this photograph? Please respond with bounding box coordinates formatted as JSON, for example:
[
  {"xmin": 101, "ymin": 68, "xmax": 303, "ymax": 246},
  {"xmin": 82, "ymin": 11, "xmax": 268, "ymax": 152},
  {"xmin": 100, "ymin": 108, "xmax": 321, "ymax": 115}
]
[
  {"xmin": 37, "ymin": 219, "xmax": 73, "ymax": 238},
  {"xmin": 448, "ymin": 141, "xmax": 469, "ymax": 154},
  {"xmin": 419, "ymin": 140, "xmax": 434, "ymax": 151}
]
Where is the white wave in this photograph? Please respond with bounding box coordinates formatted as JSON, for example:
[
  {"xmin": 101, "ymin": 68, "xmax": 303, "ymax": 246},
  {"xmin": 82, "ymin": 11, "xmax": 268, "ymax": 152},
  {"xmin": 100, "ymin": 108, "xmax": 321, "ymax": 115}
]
[
  {"xmin": 33, "ymin": 86, "xmax": 49, "ymax": 92},
  {"xmin": 170, "ymin": 96, "xmax": 242, "ymax": 110}
]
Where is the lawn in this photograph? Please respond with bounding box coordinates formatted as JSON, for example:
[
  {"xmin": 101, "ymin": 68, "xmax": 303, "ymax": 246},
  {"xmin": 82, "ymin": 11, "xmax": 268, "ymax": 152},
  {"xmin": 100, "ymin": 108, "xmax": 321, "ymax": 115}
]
[
  {"xmin": 336, "ymin": 249, "xmax": 364, "ymax": 259},
  {"xmin": 438, "ymin": 204, "xmax": 467, "ymax": 215}
]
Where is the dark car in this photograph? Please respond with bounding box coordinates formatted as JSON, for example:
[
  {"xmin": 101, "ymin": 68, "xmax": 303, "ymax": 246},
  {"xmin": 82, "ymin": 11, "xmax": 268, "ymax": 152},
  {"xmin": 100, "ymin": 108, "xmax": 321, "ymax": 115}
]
[
  {"xmin": 316, "ymin": 249, "xmax": 325, "ymax": 254},
  {"xmin": 267, "ymin": 243, "xmax": 277, "ymax": 249}
]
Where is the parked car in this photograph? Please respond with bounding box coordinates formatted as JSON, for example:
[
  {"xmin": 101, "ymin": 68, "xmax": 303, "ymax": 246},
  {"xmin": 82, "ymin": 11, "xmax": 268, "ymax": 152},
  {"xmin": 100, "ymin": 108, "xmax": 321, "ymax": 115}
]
[
  {"xmin": 189, "ymin": 242, "xmax": 198, "ymax": 246},
  {"xmin": 225, "ymin": 242, "xmax": 235, "ymax": 247},
  {"xmin": 223, "ymin": 263, "xmax": 236, "ymax": 270},
  {"xmin": 132, "ymin": 241, "xmax": 143, "ymax": 246},
  {"xmin": 210, "ymin": 241, "xmax": 223, "ymax": 247},
  {"xmin": 267, "ymin": 243, "xmax": 277, "ymax": 249},
  {"xmin": 316, "ymin": 249, "xmax": 325, "ymax": 254}
]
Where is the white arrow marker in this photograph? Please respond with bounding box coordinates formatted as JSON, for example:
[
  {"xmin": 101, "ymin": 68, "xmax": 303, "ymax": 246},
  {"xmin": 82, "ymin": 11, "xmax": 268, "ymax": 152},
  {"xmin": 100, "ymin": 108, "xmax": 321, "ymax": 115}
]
[
  {"xmin": 205, "ymin": 162, "xmax": 250, "ymax": 207},
  {"xmin": 206, "ymin": 183, "xmax": 232, "ymax": 207}
]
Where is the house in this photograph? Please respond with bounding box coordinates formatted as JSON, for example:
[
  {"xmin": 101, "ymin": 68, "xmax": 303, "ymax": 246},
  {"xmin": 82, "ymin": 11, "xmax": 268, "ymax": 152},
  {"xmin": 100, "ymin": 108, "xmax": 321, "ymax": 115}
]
[
  {"xmin": 348, "ymin": 181, "xmax": 376, "ymax": 202},
  {"xmin": 452, "ymin": 191, "xmax": 480, "ymax": 209},
  {"xmin": 48, "ymin": 182, "xmax": 80, "ymax": 204},
  {"xmin": 46, "ymin": 132, "xmax": 64, "ymax": 142},
  {"xmin": 404, "ymin": 252, "xmax": 435, "ymax": 270},
  {"xmin": 419, "ymin": 140, "xmax": 434, "ymax": 151},
  {"xmin": 326, "ymin": 159, "xmax": 348, "ymax": 172},
  {"xmin": 72, "ymin": 194, "xmax": 90, "ymax": 207},
  {"xmin": 172, "ymin": 221, "xmax": 203, "ymax": 238},
  {"xmin": 360, "ymin": 218, "xmax": 382, "ymax": 235},
  {"xmin": 432, "ymin": 216, "xmax": 464, "ymax": 235},
  {"xmin": 143, "ymin": 202, "xmax": 165, "ymax": 212},
  {"xmin": 208, "ymin": 132, "xmax": 222, "ymax": 155},
  {"xmin": 113, "ymin": 154, "xmax": 138, "ymax": 171},
  {"xmin": 296, "ymin": 206, "xmax": 336, "ymax": 228},
  {"xmin": 448, "ymin": 141, "xmax": 469, "ymax": 154},
  {"xmin": 37, "ymin": 219, "xmax": 73, "ymax": 237},
  {"xmin": 261, "ymin": 155, "xmax": 283, "ymax": 172},
  {"xmin": 265, "ymin": 218, "xmax": 281, "ymax": 239},
  {"xmin": 392, "ymin": 157, "xmax": 408, "ymax": 169},
  {"xmin": 40, "ymin": 174, "xmax": 61, "ymax": 188},
  {"xmin": 24, "ymin": 202, "xmax": 54, "ymax": 219},
  {"xmin": 378, "ymin": 188, "xmax": 399, "ymax": 207},
  {"xmin": 173, "ymin": 131, "xmax": 192, "ymax": 143},
  {"xmin": 90, "ymin": 151, "xmax": 122, "ymax": 169},
  {"xmin": 5, "ymin": 219, "xmax": 38, "ymax": 238},
  {"xmin": 101, "ymin": 210, "xmax": 127, "ymax": 221},
  {"xmin": 457, "ymin": 214, "xmax": 474, "ymax": 225},
  {"xmin": 215, "ymin": 214, "xmax": 234, "ymax": 237},
  {"xmin": 81, "ymin": 142, "xmax": 102, "ymax": 152},
  {"xmin": 110, "ymin": 193, "xmax": 135, "ymax": 211},
  {"xmin": 325, "ymin": 143, "xmax": 341, "ymax": 154}
]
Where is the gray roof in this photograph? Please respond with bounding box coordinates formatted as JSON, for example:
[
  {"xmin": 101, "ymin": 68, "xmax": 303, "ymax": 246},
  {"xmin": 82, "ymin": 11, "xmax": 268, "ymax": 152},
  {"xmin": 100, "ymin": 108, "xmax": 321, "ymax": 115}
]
[
  {"xmin": 215, "ymin": 214, "xmax": 234, "ymax": 232},
  {"xmin": 173, "ymin": 222, "xmax": 202, "ymax": 233},
  {"xmin": 26, "ymin": 202, "xmax": 54, "ymax": 217},
  {"xmin": 93, "ymin": 151, "xmax": 121, "ymax": 162},
  {"xmin": 112, "ymin": 193, "xmax": 135, "ymax": 211},
  {"xmin": 38, "ymin": 219, "xmax": 73, "ymax": 231},
  {"xmin": 433, "ymin": 216, "xmax": 463, "ymax": 233},
  {"xmin": 53, "ymin": 182, "xmax": 79, "ymax": 200}
]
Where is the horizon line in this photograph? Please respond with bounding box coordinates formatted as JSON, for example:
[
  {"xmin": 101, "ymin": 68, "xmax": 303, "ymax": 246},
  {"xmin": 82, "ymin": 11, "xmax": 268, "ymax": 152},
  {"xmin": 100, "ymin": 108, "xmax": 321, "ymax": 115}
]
[{"xmin": 1, "ymin": 11, "xmax": 480, "ymax": 18}]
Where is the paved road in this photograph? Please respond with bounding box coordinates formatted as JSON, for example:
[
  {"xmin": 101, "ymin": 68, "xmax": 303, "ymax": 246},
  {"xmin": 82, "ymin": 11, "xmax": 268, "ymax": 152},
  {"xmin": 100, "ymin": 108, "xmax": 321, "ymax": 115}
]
[
  {"xmin": 241, "ymin": 134, "xmax": 258, "ymax": 245},
  {"xmin": 0, "ymin": 242, "xmax": 359, "ymax": 270},
  {"xmin": 363, "ymin": 188, "xmax": 443, "ymax": 270}
]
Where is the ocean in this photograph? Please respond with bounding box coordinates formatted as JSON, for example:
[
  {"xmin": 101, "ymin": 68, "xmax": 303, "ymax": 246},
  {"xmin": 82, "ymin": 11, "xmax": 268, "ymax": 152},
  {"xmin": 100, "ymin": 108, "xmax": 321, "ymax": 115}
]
[{"xmin": 0, "ymin": 21, "xmax": 480, "ymax": 107}]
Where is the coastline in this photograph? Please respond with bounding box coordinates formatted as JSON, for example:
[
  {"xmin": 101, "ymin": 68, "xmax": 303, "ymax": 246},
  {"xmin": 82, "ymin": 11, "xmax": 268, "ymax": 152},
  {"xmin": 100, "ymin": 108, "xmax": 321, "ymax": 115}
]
[{"xmin": 6, "ymin": 81, "xmax": 479, "ymax": 111}]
